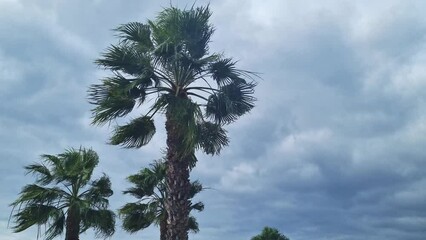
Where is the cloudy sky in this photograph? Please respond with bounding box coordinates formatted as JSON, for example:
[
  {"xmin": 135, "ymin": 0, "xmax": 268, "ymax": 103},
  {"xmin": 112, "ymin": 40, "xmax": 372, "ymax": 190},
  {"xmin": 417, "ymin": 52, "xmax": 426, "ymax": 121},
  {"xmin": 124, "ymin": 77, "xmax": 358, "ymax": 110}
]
[{"xmin": 1, "ymin": 0, "xmax": 426, "ymax": 239}]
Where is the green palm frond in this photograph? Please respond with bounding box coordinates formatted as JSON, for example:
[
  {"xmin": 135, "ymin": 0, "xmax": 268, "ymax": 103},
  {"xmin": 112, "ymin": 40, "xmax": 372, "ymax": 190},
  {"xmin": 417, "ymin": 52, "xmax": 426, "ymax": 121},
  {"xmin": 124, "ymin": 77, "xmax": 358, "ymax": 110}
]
[
  {"xmin": 12, "ymin": 204, "xmax": 61, "ymax": 233},
  {"xmin": 209, "ymin": 58, "xmax": 255, "ymax": 86},
  {"xmin": 90, "ymin": 175, "xmax": 113, "ymax": 198},
  {"xmin": 40, "ymin": 154, "xmax": 65, "ymax": 181},
  {"xmin": 189, "ymin": 180, "xmax": 203, "ymax": 198},
  {"xmin": 206, "ymin": 81, "xmax": 256, "ymax": 124},
  {"xmin": 80, "ymin": 209, "xmax": 115, "ymax": 238},
  {"xmin": 12, "ymin": 185, "xmax": 66, "ymax": 205},
  {"xmin": 119, "ymin": 203, "xmax": 155, "ymax": 232},
  {"xmin": 95, "ymin": 44, "xmax": 153, "ymax": 75},
  {"xmin": 78, "ymin": 148, "xmax": 99, "ymax": 185},
  {"xmin": 56, "ymin": 148, "xmax": 99, "ymax": 186},
  {"xmin": 196, "ymin": 121, "xmax": 229, "ymax": 155},
  {"xmin": 188, "ymin": 216, "xmax": 200, "ymax": 233},
  {"xmin": 80, "ymin": 175, "xmax": 112, "ymax": 209},
  {"xmin": 115, "ymin": 22, "xmax": 154, "ymax": 51},
  {"xmin": 25, "ymin": 163, "xmax": 53, "ymax": 185},
  {"xmin": 190, "ymin": 202, "xmax": 204, "ymax": 212},
  {"xmin": 44, "ymin": 210, "xmax": 65, "ymax": 240},
  {"xmin": 88, "ymin": 75, "xmax": 139, "ymax": 125},
  {"xmin": 109, "ymin": 116, "xmax": 156, "ymax": 148}
]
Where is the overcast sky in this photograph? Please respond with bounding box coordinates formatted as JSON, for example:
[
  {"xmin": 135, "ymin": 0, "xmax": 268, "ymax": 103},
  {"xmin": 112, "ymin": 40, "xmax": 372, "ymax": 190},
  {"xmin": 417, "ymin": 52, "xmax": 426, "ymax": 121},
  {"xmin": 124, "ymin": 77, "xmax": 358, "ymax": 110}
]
[{"xmin": 1, "ymin": 0, "xmax": 426, "ymax": 240}]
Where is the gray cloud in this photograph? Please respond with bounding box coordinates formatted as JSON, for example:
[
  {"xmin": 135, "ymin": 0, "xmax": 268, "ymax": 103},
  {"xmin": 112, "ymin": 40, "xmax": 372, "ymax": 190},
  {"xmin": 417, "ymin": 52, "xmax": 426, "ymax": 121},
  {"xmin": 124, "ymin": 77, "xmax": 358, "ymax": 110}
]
[{"xmin": 2, "ymin": 1, "xmax": 426, "ymax": 240}]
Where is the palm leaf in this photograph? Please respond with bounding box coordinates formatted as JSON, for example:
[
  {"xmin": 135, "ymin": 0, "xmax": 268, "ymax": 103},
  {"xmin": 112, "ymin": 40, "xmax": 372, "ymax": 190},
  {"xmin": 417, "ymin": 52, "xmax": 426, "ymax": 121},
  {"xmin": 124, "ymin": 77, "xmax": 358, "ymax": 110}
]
[
  {"xmin": 188, "ymin": 215, "xmax": 200, "ymax": 233},
  {"xmin": 25, "ymin": 163, "xmax": 53, "ymax": 185},
  {"xmin": 189, "ymin": 180, "xmax": 203, "ymax": 198},
  {"xmin": 80, "ymin": 175, "xmax": 113, "ymax": 209},
  {"xmin": 11, "ymin": 185, "xmax": 65, "ymax": 205},
  {"xmin": 80, "ymin": 209, "xmax": 115, "ymax": 238},
  {"xmin": 12, "ymin": 204, "xmax": 61, "ymax": 233},
  {"xmin": 88, "ymin": 75, "xmax": 140, "ymax": 125},
  {"xmin": 44, "ymin": 210, "xmax": 65, "ymax": 240},
  {"xmin": 119, "ymin": 203, "xmax": 156, "ymax": 232},
  {"xmin": 115, "ymin": 22, "xmax": 154, "ymax": 51},
  {"xmin": 196, "ymin": 121, "xmax": 229, "ymax": 155},
  {"xmin": 95, "ymin": 44, "xmax": 153, "ymax": 76},
  {"xmin": 206, "ymin": 81, "xmax": 256, "ymax": 124},
  {"xmin": 110, "ymin": 116, "xmax": 156, "ymax": 148}
]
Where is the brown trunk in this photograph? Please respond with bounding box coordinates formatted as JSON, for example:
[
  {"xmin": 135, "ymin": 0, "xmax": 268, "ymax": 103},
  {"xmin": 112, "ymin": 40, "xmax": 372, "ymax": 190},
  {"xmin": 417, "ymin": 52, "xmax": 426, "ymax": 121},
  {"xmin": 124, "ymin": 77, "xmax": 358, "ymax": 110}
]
[
  {"xmin": 165, "ymin": 112, "xmax": 191, "ymax": 240},
  {"xmin": 160, "ymin": 216, "xmax": 167, "ymax": 240},
  {"xmin": 65, "ymin": 206, "xmax": 80, "ymax": 240}
]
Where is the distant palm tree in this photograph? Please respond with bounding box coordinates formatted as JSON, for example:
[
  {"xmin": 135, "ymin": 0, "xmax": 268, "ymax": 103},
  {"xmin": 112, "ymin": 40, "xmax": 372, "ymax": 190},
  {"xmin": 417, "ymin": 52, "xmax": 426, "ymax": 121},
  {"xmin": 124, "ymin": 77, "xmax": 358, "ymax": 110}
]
[
  {"xmin": 9, "ymin": 148, "xmax": 115, "ymax": 240},
  {"xmin": 251, "ymin": 227, "xmax": 290, "ymax": 240},
  {"xmin": 119, "ymin": 160, "xmax": 204, "ymax": 240},
  {"xmin": 89, "ymin": 5, "xmax": 256, "ymax": 239}
]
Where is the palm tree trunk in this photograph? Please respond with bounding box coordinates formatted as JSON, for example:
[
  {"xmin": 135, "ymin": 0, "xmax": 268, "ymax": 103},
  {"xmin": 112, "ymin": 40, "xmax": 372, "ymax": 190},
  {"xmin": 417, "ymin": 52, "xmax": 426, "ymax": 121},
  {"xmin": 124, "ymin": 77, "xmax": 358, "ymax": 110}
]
[
  {"xmin": 165, "ymin": 113, "xmax": 191, "ymax": 240},
  {"xmin": 160, "ymin": 217, "xmax": 167, "ymax": 240},
  {"xmin": 65, "ymin": 206, "xmax": 80, "ymax": 240}
]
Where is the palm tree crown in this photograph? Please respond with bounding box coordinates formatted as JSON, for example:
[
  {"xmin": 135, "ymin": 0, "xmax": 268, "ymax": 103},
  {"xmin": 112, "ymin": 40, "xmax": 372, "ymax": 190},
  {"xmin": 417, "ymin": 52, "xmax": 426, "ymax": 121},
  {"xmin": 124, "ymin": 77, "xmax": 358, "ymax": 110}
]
[
  {"xmin": 88, "ymin": 5, "xmax": 256, "ymax": 153},
  {"xmin": 89, "ymin": 5, "xmax": 256, "ymax": 240},
  {"xmin": 119, "ymin": 160, "xmax": 204, "ymax": 240},
  {"xmin": 9, "ymin": 148, "xmax": 115, "ymax": 240}
]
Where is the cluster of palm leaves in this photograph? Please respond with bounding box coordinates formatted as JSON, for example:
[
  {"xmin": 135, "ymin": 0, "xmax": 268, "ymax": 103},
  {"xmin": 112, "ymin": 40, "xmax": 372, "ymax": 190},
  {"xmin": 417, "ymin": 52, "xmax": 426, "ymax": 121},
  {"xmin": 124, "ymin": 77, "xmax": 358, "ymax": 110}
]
[{"xmin": 9, "ymin": 4, "xmax": 257, "ymax": 240}]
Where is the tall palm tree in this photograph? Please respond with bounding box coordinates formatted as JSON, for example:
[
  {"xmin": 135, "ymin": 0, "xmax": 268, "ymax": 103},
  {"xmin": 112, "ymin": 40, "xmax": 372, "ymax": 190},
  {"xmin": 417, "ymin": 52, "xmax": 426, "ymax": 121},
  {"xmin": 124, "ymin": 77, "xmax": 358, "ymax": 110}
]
[
  {"xmin": 89, "ymin": 5, "xmax": 256, "ymax": 239},
  {"xmin": 119, "ymin": 160, "xmax": 204, "ymax": 240},
  {"xmin": 9, "ymin": 148, "xmax": 115, "ymax": 240}
]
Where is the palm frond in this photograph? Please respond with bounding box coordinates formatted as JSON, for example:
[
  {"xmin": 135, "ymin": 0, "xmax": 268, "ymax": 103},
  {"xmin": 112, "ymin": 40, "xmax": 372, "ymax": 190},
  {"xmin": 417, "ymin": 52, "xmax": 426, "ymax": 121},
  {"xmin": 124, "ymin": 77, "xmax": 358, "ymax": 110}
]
[
  {"xmin": 209, "ymin": 58, "xmax": 250, "ymax": 86},
  {"xmin": 190, "ymin": 201, "xmax": 204, "ymax": 212},
  {"xmin": 11, "ymin": 185, "xmax": 66, "ymax": 206},
  {"xmin": 189, "ymin": 180, "xmax": 203, "ymax": 198},
  {"xmin": 44, "ymin": 210, "xmax": 65, "ymax": 240},
  {"xmin": 110, "ymin": 116, "xmax": 156, "ymax": 148},
  {"xmin": 196, "ymin": 121, "xmax": 229, "ymax": 155},
  {"xmin": 188, "ymin": 215, "xmax": 200, "ymax": 233},
  {"xmin": 25, "ymin": 163, "xmax": 53, "ymax": 185},
  {"xmin": 11, "ymin": 204, "xmax": 61, "ymax": 233},
  {"xmin": 80, "ymin": 175, "xmax": 113, "ymax": 209},
  {"xmin": 78, "ymin": 148, "xmax": 99, "ymax": 186},
  {"xmin": 95, "ymin": 44, "xmax": 153, "ymax": 76},
  {"xmin": 115, "ymin": 22, "xmax": 154, "ymax": 51},
  {"xmin": 88, "ymin": 75, "xmax": 140, "ymax": 125},
  {"xmin": 206, "ymin": 81, "xmax": 256, "ymax": 124},
  {"xmin": 40, "ymin": 155, "xmax": 64, "ymax": 180},
  {"xmin": 119, "ymin": 203, "xmax": 155, "ymax": 232},
  {"xmin": 80, "ymin": 209, "xmax": 115, "ymax": 238}
]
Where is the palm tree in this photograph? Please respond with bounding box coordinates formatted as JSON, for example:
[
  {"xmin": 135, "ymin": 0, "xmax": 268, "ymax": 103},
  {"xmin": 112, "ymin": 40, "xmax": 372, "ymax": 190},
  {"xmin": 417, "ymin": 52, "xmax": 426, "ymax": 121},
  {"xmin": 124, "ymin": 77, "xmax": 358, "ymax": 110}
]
[
  {"xmin": 89, "ymin": 5, "xmax": 256, "ymax": 239},
  {"xmin": 9, "ymin": 148, "xmax": 115, "ymax": 240},
  {"xmin": 119, "ymin": 160, "xmax": 204, "ymax": 240},
  {"xmin": 251, "ymin": 227, "xmax": 290, "ymax": 240}
]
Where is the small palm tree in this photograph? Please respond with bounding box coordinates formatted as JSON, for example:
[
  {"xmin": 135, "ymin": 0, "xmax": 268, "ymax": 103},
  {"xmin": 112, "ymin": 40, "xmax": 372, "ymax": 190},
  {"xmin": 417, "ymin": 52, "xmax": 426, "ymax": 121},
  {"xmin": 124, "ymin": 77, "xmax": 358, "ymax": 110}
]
[
  {"xmin": 9, "ymin": 148, "xmax": 115, "ymax": 240},
  {"xmin": 119, "ymin": 160, "xmax": 204, "ymax": 240},
  {"xmin": 89, "ymin": 5, "xmax": 257, "ymax": 239},
  {"xmin": 251, "ymin": 227, "xmax": 290, "ymax": 240}
]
